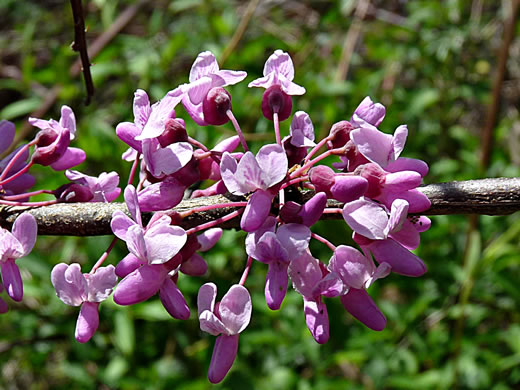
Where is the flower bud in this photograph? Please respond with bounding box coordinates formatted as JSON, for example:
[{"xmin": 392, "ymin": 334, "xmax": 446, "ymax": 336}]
[
  {"xmin": 328, "ymin": 121, "xmax": 353, "ymax": 149},
  {"xmin": 283, "ymin": 136, "xmax": 307, "ymax": 167},
  {"xmin": 54, "ymin": 183, "xmax": 94, "ymax": 203},
  {"xmin": 157, "ymin": 118, "xmax": 188, "ymax": 147},
  {"xmin": 354, "ymin": 163, "xmax": 385, "ymax": 198},
  {"xmin": 309, "ymin": 165, "xmax": 335, "ymax": 196},
  {"xmin": 32, "ymin": 128, "xmax": 70, "ymax": 166},
  {"xmin": 262, "ymin": 85, "xmax": 292, "ymax": 121},
  {"xmin": 202, "ymin": 87, "xmax": 232, "ymax": 125}
]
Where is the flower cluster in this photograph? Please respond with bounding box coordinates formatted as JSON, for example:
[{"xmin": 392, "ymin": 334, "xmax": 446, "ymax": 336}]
[{"xmin": 0, "ymin": 49, "xmax": 432, "ymax": 384}]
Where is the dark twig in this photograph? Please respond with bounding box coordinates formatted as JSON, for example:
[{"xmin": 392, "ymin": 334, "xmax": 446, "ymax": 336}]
[
  {"xmin": 70, "ymin": 0, "xmax": 95, "ymax": 105},
  {"xmin": 1, "ymin": 178, "xmax": 519, "ymax": 236}
]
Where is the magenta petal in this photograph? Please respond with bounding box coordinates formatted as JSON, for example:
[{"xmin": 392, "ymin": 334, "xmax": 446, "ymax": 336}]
[
  {"xmin": 132, "ymin": 89, "xmax": 151, "ymax": 129},
  {"xmin": 208, "ymin": 334, "xmax": 239, "ymax": 384},
  {"xmin": 386, "ymin": 157, "xmax": 429, "ymax": 177},
  {"xmin": 180, "ymin": 253, "xmax": 208, "ymax": 276},
  {"xmin": 368, "ymin": 239, "xmax": 427, "ymax": 277},
  {"xmin": 197, "ymin": 228, "xmax": 223, "ymax": 252},
  {"xmin": 385, "ymin": 171, "xmax": 422, "ymax": 192},
  {"xmin": 160, "ymin": 278, "xmax": 190, "ymax": 320},
  {"xmin": 330, "ymin": 176, "xmax": 368, "ymax": 203},
  {"xmin": 115, "ymin": 253, "xmax": 143, "ymax": 278},
  {"xmin": 240, "ymin": 190, "xmax": 273, "ymax": 233},
  {"xmin": 382, "ymin": 189, "xmax": 431, "ymax": 213},
  {"xmin": 265, "ymin": 261, "xmax": 288, "ymax": 310},
  {"xmin": 59, "ymin": 105, "xmax": 76, "ymax": 137},
  {"xmin": 189, "ymin": 51, "xmax": 219, "ymax": 82},
  {"xmin": 116, "ymin": 122, "xmax": 143, "ymax": 152},
  {"xmin": 392, "ymin": 125, "xmax": 408, "ymax": 159},
  {"xmin": 75, "ymin": 302, "xmax": 99, "ymax": 343},
  {"xmin": 288, "ymin": 252, "xmax": 322, "ymax": 299},
  {"xmin": 51, "ymin": 263, "xmax": 88, "ymax": 306},
  {"xmin": 299, "ymin": 192, "xmax": 327, "ymax": 227},
  {"xmin": 50, "ymin": 147, "xmax": 86, "ymax": 170},
  {"xmin": 304, "ymin": 298, "xmax": 329, "ymax": 344},
  {"xmin": 255, "ymin": 144, "xmax": 288, "ymax": 187},
  {"xmin": 342, "ymin": 199, "xmax": 388, "ymax": 240},
  {"xmin": 0, "ymin": 120, "xmax": 15, "ymax": 154},
  {"xmin": 113, "ymin": 264, "xmax": 166, "ymax": 305},
  {"xmin": 340, "ymin": 288, "xmax": 386, "ymax": 331},
  {"xmin": 351, "ymin": 96, "xmax": 386, "ymax": 127},
  {"xmin": 350, "ymin": 125, "xmax": 393, "ymax": 168},
  {"xmin": 0, "ymin": 296, "xmax": 8, "ymax": 314},
  {"xmin": 3, "ymin": 173, "xmax": 35, "ymax": 195},
  {"xmin": 137, "ymin": 178, "xmax": 185, "ymax": 212},
  {"xmin": 1, "ymin": 259, "xmax": 23, "ymax": 301},
  {"xmin": 86, "ymin": 265, "xmax": 117, "ymax": 302},
  {"xmin": 198, "ymin": 282, "xmax": 217, "ymax": 315}
]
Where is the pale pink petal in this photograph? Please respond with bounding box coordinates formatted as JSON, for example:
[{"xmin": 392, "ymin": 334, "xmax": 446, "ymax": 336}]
[
  {"xmin": 219, "ymin": 284, "xmax": 252, "ymax": 334},
  {"xmin": 145, "ymin": 224, "xmax": 187, "ymax": 265},
  {"xmin": 382, "ymin": 189, "xmax": 431, "ymax": 214},
  {"xmin": 132, "ymin": 89, "xmax": 151, "ymax": 129},
  {"xmin": 388, "ymin": 219, "xmax": 420, "ymax": 250},
  {"xmin": 276, "ymin": 223, "xmax": 311, "ymax": 258},
  {"xmin": 214, "ymin": 70, "xmax": 247, "ymax": 86},
  {"xmin": 213, "ymin": 135, "xmax": 240, "ymax": 153},
  {"xmin": 197, "ymin": 282, "xmax": 217, "ymax": 316},
  {"xmin": 116, "ymin": 122, "xmax": 142, "ymax": 152},
  {"xmin": 110, "ymin": 210, "xmax": 137, "ymax": 241},
  {"xmin": 342, "ymin": 199, "xmax": 389, "ymax": 240},
  {"xmin": 350, "ymin": 125, "xmax": 393, "ymax": 168},
  {"xmin": 200, "ymin": 310, "xmax": 227, "ymax": 336},
  {"xmin": 86, "ymin": 265, "xmax": 117, "ymax": 302},
  {"xmin": 219, "ymin": 152, "xmax": 241, "ymax": 194},
  {"xmin": 288, "ymin": 252, "xmax": 322, "ymax": 299},
  {"xmin": 329, "ymin": 245, "xmax": 375, "ymax": 290},
  {"xmin": 11, "ymin": 212, "xmax": 37, "ymax": 256},
  {"xmin": 304, "ymin": 298, "xmax": 329, "ymax": 344},
  {"xmin": 264, "ymin": 50, "xmax": 294, "ymax": 80},
  {"xmin": 392, "ymin": 125, "xmax": 408, "ymax": 160},
  {"xmin": 351, "ymin": 96, "xmax": 386, "ymax": 127},
  {"xmin": 235, "ymin": 151, "xmax": 266, "ymax": 192},
  {"xmin": 137, "ymin": 178, "xmax": 185, "ymax": 212},
  {"xmin": 126, "ymin": 224, "xmax": 148, "ymax": 262},
  {"xmin": 181, "ymin": 93, "xmax": 207, "ymax": 126},
  {"xmin": 189, "ymin": 51, "xmax": 219, "ymax": 82},
  {"xmin": 255, "ymin": 144, "xmax": 288, "ymax": 187},
  {"xmin": 51, "ymin": 263, "xmax": 87, "ymax": 306},
  {"xmin": 278, "ymin": 73, "xmax": 306, "ymax": 95},
  {"xmin": 384, "ymin": 199, "xmax": 409, "ymax": 237},
  {"xmin": 59, "ymin": 105, "xmax": 76, "ymax": 138}
]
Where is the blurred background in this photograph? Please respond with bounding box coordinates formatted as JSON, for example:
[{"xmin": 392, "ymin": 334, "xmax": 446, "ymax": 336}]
[{"xmin": 1, "ymin": 0, "xmax": 520, "ymax": 389}]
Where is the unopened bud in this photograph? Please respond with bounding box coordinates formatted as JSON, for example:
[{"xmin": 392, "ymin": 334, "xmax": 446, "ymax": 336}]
[
  {"xmin": 262, "ymin": 85, "xmax": 292, "ymax": 121},
  {"xmin": 202, "ymin": 87, "xmax": 232, "ymax": 125}
]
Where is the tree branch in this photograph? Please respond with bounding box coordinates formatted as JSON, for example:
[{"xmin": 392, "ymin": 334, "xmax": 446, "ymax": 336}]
[
  {"xmin": 70, "ymin": 0, "xmax": 95, "ymax": 105},
  {"xmin": 0, "ymin": 178, "xmax": 519, "ymax": 236}
]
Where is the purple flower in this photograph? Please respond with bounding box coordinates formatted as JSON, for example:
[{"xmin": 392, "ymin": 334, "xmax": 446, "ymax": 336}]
[
  {"xmin": 249, "ymin": 50, "xmax": 305, "ymax": 121},
  {"xmin": 0, "ymin": 120, "xmax": 35, "ymax": 195},
  {"xmin": 328, "ymin": 245, "xmax": 390, "ymax": 331},
  {"xmin": 182, "ymin": 51, "xmax": 247, "ymax": 126},
  {"xmin": 350, "ymin": 96, "xmax": 386, "ymax": 128},
  {"xmin": 198, "ymin": 283, "xmax": 252, "ymax": 383},
  {"xmin": 309, "ymin": 165, "xmax": 368, "ymax": 203},
  {"xmin": 343, "ymin": 198, "xmax": 427, "ymax": 277},
  {"xmin": 220, "ymin": 144, "xmax": 288, "ymax": 232},
  {"xmin": 246, "ymin": 217, "xmax": 311, "ymax": 309},
  {"xmin": 51, "ymin": 263, "xmax": 117, "ymax": 343},
  {"xmin": 288, "ymin": 111, "xmax": 315, "ymax": 148},
  {"xmin": 141, "ymin": 137, "xmax": 193, "ymax": 179},
  {"xmin": 288, "ymin": 252, "xmax": 336, "ymax": 343},
  {"xmin": 111, "ymin": 185, "xmax": 187, "ymax": 267},
  {"xmin": 0, "ymin": 213, "xmax": 37, "ymax": 302},
  {"xmin": 248, "ymin": 50, "xmax": 305, "ymax": 95},
  {"xmin": 29, "ymin": 106, "xmax": 86, "ymax": 170},
  {"xmin": 64, "ymin": 170, "xmax": 121, "ymax": 202},
  {"xmin": 111, "ymin": 186, "xmax": 189, "ymax": 318},
  {"xmin": 180, "ymin": 228, "xmax": 222, "ymax": 276}
]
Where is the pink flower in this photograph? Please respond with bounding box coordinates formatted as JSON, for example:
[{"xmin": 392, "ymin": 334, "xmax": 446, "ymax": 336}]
[
  {"xmin": 0, "ymin": 213, "xmax": 37, "ymax": 303},
  {"xmin": 29, "ymin": 106, "xmax": 86, "ymax": 170},
  {"xmin": 51, "ymin": 263, "xmax": 117, "ymax": 343},
  {"xmin": 182, "ymin": 51, "xmax": 246, "ymax": 126},
  {"xmin": 198, "ymin": 283, "xmax": 252, "ymax": 383},
  {"xmin": 64, "ymin": 170, "xmax": 121, "ymax": 202}
]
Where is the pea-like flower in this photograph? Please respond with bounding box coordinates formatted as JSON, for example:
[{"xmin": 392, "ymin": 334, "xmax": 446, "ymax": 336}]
[
  {"xmin": 51, "ymin": 263, "xmax": 117, "ymax": 343},
  {"xmin": 198, "ymin": 283, "xmax": 252, "ymax": 383}
]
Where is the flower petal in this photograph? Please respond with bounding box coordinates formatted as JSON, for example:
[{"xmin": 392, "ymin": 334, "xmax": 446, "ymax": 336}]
[
  {"xmin": 340, "ymin": 288, "xmax": 386, "ymax": 331},
  {"xmin": 208, "ymin": 334, "xmax": 239, "ymax": 384},
  {"xmin": 219, "ymin": 284, "xmax": 252, "ymax": 334},
  {"xmin": 11, "ymin": 212, "xmax": 37, "ymax": 256},
  {"xmin": 160, "ymin": 278, "xmax": 190, "ymax": 320},
  {"xmin": 304, "ymin": 298, "xmax": 329, "ymax": 344},
  {"xmin": 51, "ymin": 263, "xmax": 87, "ymax": 306},
  {"xmin": 75, "ymin": 301, "xmax": 99, "ymax": 343},
  {"xmin": 342, "ymin": 199, "xmax": 389, "ymax": 240},
  {"xmin": 86, "ymin": 265, "xmax": 117, "ymax": 302}
]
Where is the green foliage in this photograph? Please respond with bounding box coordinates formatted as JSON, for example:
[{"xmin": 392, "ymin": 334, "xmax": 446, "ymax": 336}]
[{"xmin": 1, "ymin": 0, "xmax": 520, "ymax": 389}]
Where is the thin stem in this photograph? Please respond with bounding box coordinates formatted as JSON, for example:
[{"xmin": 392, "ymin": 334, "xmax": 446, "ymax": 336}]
[
  {"xmin": 280, "ymin": 175, "xmax": 309, "ymax": 190},
  {"xmin": 127, "ymin": 152, "xmax": 141, "ymax": 185},
  {"xmin": 305, "ymin": 135, "xmax": 332, "ymax": 163},
  {"xmin": 273, "ymin": 112, "xmax": 281, "ymax": 145},
  {"xmin": 226, "ymin": 110, "xmax": 249, "ymax": 152},
  {"xmin": 179, "ymin": 201, "xmax": 248, "ymax": 218},
  {"xmin": 0, "ymin": 143, "xmax": 34, "ymax": 182},
  {"xmin": 1, "ymin": 189, "xmax": 54, "ymax": 201},
  {"xmin": 311, "ymin": 232, "xmax": 337, "ymax": 251},
  {"xmin": 239, "ymin": 256, "xmax": 254, "ymax": 286},
  {"xmin": 0, "ymin": 161, "xmax": 34, "ymax": 187},
  {"xmin": 323, "ymin": 207, "xmax": 343, "ymax": 214},
  {"xmin": 0, "ymin": 199, "xmax": 58, "ymax": 207},
  {"xmin": 290, "ymin": 147, "xmax": 344, "ymax": 179},
  {"xmin": 186, "ymin": 208, "xmax": 244, "ymax": 236},
  {"xmin": 90, "ymin": 236, "xmax": 118, "ymax": 273},
  {"xmin": 187, "ymin": 136, "xmax": 209, "ymax": 152}
]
